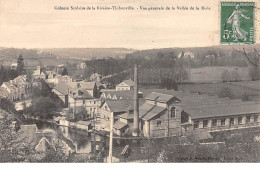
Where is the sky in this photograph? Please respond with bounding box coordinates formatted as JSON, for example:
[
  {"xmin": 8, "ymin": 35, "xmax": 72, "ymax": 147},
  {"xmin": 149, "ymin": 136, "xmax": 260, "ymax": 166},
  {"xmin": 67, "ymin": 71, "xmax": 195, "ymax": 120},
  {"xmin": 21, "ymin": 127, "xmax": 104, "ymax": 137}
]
[{"xmin": 0, "ymin": 0, "xmax": 259, "ymax": 49}]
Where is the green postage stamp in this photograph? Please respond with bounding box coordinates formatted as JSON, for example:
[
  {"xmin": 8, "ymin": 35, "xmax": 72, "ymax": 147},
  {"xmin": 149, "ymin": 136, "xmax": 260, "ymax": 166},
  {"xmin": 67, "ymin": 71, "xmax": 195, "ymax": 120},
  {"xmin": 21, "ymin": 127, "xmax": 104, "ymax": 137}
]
[{"xmin": 220, "ymin": 2, "xmax": 255, "ymax": 44}]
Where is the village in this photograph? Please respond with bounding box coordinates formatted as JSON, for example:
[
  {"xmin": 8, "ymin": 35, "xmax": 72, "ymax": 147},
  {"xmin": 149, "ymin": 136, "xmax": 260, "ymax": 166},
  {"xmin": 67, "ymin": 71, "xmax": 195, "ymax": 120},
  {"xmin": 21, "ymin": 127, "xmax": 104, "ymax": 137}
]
[{"xmin": 1, "ymin": 50, "xmax": 260, "ymax": 162}]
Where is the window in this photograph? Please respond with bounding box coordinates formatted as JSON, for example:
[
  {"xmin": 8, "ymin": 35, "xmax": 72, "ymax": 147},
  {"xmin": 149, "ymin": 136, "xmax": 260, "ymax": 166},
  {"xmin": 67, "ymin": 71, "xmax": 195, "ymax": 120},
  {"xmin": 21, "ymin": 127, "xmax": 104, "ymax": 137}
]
[
  {"xmin": 83, "ymin": 100, "xmax": 85, "ymax": 104},
  {"xmin": 238, "ymin": 117, "xmax": 242, "ymax": 124},
  {"xmin": 254, "ymin": 115, "xmax": 259, "ymax": 122},
  {"xmin": 157, "ymin": 121, "xmax": 162, "ymax": 126},
  {"xmin": 94, "ymin": 101, "xmax": 96, "ymax": 104},
  {"xmin": 212, "ymin": 119, "xmax": 217, "ymax": 127},
  {"xmin": 171, "ymin": 107, "xmax": 176, "ymax": 118},
  {"xmin": 230, "ymin": 118, "xmax": 234, "ymax": 125},
  {"xmin": 106, "ymin": 117, "xmax": 110, "ymax": 121},
  {"xmin": 246, "ymin": 116, "xmax": 251, "ymax": 123},
  {"xmin": 105, "ymin": 106, "xmax": 108, "ymax": 110},
  {"xmin": 194, "ymin": 121, "xmax": 199, "ymax": 129},
  {"xmin": 221, "ymin": 118, "xmax": 225, "ymax": 126},
  {"xmin": 203, "ymin": 120, "xmax": 208, "ymax": 128}
]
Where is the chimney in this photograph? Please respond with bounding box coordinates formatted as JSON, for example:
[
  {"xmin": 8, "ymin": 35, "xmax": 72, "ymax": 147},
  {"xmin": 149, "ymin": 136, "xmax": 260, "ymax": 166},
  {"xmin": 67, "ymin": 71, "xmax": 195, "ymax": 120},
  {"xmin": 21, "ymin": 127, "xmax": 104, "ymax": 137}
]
[{"xmin": 132, "ymin": 65, "xmax": 139, "ymax": 136}]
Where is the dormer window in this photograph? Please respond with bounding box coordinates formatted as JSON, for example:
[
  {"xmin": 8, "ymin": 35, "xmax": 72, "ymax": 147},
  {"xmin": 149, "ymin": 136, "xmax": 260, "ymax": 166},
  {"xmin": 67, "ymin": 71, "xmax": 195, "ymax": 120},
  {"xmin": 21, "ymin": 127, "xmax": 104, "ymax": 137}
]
[{"xmin": 171, "ymin": 107, "xmax": 176, "ymax": 118}]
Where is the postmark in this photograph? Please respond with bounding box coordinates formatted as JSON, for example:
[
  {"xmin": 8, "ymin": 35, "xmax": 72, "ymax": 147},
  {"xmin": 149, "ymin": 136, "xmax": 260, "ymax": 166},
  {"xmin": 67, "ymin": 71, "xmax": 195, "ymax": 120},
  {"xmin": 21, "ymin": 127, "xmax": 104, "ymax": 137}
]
[{"xmin": 220, "ymin": 2, "xmax": 255, "ymax": 44}]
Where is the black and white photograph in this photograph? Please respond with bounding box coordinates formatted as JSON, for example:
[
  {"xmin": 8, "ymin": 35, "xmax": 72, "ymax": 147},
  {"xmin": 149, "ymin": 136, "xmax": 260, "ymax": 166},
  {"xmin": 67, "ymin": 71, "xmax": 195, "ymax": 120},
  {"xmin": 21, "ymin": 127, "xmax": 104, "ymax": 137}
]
[{"xmin": 0, "ymin": 0, "xmax": 260, "ymax": 165}]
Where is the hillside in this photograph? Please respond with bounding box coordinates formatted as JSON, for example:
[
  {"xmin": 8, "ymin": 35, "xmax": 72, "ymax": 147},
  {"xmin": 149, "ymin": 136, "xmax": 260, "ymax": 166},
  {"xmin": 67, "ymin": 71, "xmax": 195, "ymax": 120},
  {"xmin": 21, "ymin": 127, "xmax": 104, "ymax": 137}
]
[
  {"xmin": 128, "ymin": 44, "xmax": 260, "ymax": 60},
  {"xmin": 40, "ymin": 48, "xmax": 136, "ymax": 60}
]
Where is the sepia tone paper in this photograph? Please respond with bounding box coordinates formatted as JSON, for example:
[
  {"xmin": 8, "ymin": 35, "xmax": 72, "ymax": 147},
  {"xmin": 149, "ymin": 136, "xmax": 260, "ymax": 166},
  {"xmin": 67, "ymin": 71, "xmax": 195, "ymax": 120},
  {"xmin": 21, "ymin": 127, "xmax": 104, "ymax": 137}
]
[{"xmin": 1, "ymin": 0, "xmax": 260, "ymax": 164}]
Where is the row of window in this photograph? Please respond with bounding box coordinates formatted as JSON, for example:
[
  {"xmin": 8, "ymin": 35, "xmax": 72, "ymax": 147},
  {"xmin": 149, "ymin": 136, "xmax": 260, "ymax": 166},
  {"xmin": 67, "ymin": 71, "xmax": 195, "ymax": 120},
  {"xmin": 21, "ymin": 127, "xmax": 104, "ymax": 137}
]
[{"xmin": 194, "ymin": 115, "xmax": 259, "ymax": 129}]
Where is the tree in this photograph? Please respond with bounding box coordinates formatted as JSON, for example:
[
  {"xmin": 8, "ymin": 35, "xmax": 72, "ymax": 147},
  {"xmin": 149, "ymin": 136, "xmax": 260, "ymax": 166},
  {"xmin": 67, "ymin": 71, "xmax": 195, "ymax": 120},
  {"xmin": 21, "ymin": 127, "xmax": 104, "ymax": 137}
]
[
  {"xmin": 231, "ymin": 69, "xmax": 240, "ymax": 82},
  {"xmin": 249, "ymin": 66, "xmax": 260, "ymax": 81},
  {"xmin": 221, "ymin": 70, "xmax": 231, "ymax": 82},
  {"xmin": 218, "ymin": 87, "xmax": 233, "ymax": 98},
  {"xmin": 0, "ymin": 113, "xmax": 31, "ymax": 162},
  {"xmin": 16, "ymin": 54, "xmax": 25, "ymax": 75},
  {"xmin": 161, "ymin": 78, "xmax": 178, "ymax": 90},
  {"xmin": 61, "ymin": 67, "xmax": 68, "ymax": 76},
  {"xmin": 25, "ymin": 97, "xmax": 59, "ymax": 119},
  {"xmin": 0, "ymin": 98, "xmax": 24, "ymax": 123},
  {"xmin": 242, "ymin": 92, "xmax": 251, "ymax": 101}
]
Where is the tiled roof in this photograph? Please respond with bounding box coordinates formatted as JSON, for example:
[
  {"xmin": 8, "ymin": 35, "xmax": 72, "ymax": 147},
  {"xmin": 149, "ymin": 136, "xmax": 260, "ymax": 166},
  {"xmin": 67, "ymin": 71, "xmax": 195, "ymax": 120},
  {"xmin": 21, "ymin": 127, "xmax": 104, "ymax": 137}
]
[
  {"xmin": 140, "ymin": 89, "xmax": 260, "ymax": 120},
  {"xmin": 67, "ymin": 81, "xmax": 96, "ymax": 90},
  {"xmin": 118, "ymin": 79, "xmax": 135, "ymax": 87},
  {"xmin": 118, "ymin": 112, "xmax": 134, "ymax": 119},
  {"xmin": 146, "ymin": 92, "xmax": 175, "ymax": 103},
  {"xmin": 139, "ymin": 103, "xmax": 155, "ymax": 117},
  {"xmin": 104, "ymin": 99, "xmax": 145, "ymax": 113},
  {"xmin": 141, "ymin": 105, "xmax": 166, "ymax": 121},
  {"xmin": 53, "ymin": 82, "xmax": 70, "ymax": 95},
  {"xmin": 73, "ymin": 90, "xmax": 94, "ymax": 100},
  {"xmin": 13, "ymin": 75, "xmax": 27, "ymax": 85},
  {"xmin": 102, "ymin": 90, "xmax": 134, "ymax": 100},
  {"xmin": 2, "ymin": 82, "xmax": 18, "ymax": 92},
  {"xmin": 187, "ymin": 103, "xmax": 260, "ymax": 119}
]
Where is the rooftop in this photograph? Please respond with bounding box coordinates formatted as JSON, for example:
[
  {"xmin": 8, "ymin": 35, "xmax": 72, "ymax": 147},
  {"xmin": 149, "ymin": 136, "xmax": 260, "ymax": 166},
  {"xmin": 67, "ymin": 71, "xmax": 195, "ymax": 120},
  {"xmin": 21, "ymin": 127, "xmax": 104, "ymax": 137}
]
[
  {"xmin": 145, "ymin": 92, "xmax": 177, "ymax": 103},
  {"xmin": 53, "ymin": 82, "xmax": 70, "ymax": 95},
  {"xmin": 67, "ymin": 81, "xmax": 96, "ymax": 90},
  {"xmin": 104, "ymin": 98, "xmax": 145, "ymax": 113},
  {"xmin": 117, "ymin": 79, "xmax": 135, "ymax": 87}
]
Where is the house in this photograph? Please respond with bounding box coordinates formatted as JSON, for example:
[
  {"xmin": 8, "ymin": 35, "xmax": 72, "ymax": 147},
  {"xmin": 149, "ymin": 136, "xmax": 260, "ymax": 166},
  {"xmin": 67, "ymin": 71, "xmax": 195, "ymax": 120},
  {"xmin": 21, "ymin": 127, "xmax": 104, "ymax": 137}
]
[
  {"xmin": 76, "ymin": 62, "xmax": 86, "ymax": 69},
  {"xmin": 13, "ymin": 75, "xmax": 33, "ymax": 99},
  {"xmin": 67, "ymin": 81, "xmax": 99, "ymax": 98},
  {"xmin": 75, "ymin": 120, "xmax": 92, "ymax": 131},
  {"xmin": 68, "ymin": 89, "xmax": 100, "ymax": 116},
  {"xmin": 1, "ymin": 75, "xmax": 32, "ymax": 101},
  {"xmin": 116, "ymin": 80, "xmax": 134, "ymax": 91},
  {"xmin": 140, "ymin": 90, "xmax": 260, "ymax": 137},
  {"xmin": 52, "ymin": 82, "xmax": 70, "ymax": 107},
  {"xmin": 17, "ymin": 124, "xmax": 75, "ymax": 155},
  {"xmin": 99, "ymin": 99, "xmax": 133, "ymax": 132},
  {"xmin": 1, "ymin": 81, "xmax": 19, "ymax": 101},
  {"xmin": 11, "ymin": 63, "xmax": 18, "ymax": 69},
  {"xmin": 33, "ymin": 66, "xmax": 47, "ymax": 80},
  {"xmin": 139, "ymin": 92, "xmax": 186, "ymax": 138},
  {"xmin": 98, "ymin": 99, "xmax": 145, "ymax": 134},
  {"xmin": 0, "ymin": 87, "xmax": 9, "ymax": 99},
  {"xmin": 45, "ymin": 71, "xmax": 55, "ymax": 79},
  {"xmin": 98, "ymin": 87, "xmax": 260, "ymax": 138},
  {"xmin": 90, "ymin": 73, "xmax": 102, "ymax": 81},
  {"xmin": 46, "ymin": 75, "xmax": 73, "ymax": 86}
]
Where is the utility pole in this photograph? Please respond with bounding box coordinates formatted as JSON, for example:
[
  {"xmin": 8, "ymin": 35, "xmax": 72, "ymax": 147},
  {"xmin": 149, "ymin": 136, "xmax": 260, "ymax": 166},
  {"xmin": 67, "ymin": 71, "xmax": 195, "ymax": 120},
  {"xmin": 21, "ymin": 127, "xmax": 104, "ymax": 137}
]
[
  {"xmin": 93, "ymin": 108, "xmax": 96, "ymax": 155},
  {"xmin": 108, "ymin": 112, "xmax": 114, "ymax": 163}
]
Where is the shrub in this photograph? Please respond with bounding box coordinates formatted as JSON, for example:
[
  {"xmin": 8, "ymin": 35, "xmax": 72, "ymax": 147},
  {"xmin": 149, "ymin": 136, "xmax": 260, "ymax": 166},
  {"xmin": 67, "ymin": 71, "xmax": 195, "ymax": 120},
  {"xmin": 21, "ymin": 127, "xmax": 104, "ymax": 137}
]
[
  {"xmin": 218, "ymin": 87, "xmax": 233, "ymax": 98},
  {"xmin": 249, "ymin": 67, "xmax": 260, "ymax": 81},
  {"xmin": 221, "ymin": 70, "xmax": 231, "ymax": 82}
]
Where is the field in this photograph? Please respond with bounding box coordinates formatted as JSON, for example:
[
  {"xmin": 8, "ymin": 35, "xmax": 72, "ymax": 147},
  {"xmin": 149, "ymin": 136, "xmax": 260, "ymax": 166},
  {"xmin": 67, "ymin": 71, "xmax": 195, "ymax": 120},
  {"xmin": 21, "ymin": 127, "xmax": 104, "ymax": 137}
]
[
  {"xmin": 231, "ymin": 80, "xmax": 260, "ymax": 91},
  {"xmin": 178, "ymin": 82, "xmax": 260, "ymax": 100},
  {"xmin": 189, "ymin": 66, "xmax": 251, "ymax": 83}
]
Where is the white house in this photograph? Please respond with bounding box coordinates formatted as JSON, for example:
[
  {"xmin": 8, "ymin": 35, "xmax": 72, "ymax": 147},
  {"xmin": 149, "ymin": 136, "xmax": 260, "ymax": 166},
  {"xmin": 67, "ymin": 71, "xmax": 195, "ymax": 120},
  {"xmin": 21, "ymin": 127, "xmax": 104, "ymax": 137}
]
[{"xmin": 116, "ymin": 80, "xmax": 134, "ymax": 91}]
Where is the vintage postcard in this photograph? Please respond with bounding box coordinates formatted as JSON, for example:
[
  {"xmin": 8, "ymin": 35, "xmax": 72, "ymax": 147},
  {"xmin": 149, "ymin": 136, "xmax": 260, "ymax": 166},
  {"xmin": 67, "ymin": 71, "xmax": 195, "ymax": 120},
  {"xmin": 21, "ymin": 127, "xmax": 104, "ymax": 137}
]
[{"xmin": 0, "ymin": 0, "xmax": 260, "ymax": 164}]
